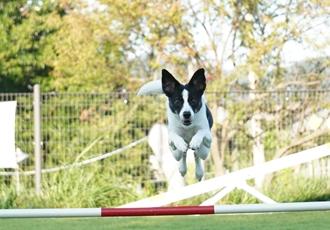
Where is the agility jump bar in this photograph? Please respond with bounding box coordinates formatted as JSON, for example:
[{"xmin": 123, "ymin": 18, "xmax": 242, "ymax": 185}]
[{"xmin": 1, "ymin": 202, "xmax": 330, "ymax": 218}]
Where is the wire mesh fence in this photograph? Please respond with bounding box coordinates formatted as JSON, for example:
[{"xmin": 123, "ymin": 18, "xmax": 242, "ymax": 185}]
[{"xmin": 1, "ymin": 89, "xmax": 330, "ymax": 192}]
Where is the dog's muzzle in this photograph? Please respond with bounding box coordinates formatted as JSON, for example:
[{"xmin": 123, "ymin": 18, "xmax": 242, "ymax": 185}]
[{"xmin": 182, "ymin": 111, "xmax": 192, "ymax": 126}]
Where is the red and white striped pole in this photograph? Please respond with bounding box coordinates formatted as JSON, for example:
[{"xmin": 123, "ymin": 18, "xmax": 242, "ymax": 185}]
[
  {"xmin": 102, "ymin": 206, "xmax": 214, "ymax": 217},
  {"xmin": 1, "ymin": 202, "xmax": 330, "ymax": 218}
]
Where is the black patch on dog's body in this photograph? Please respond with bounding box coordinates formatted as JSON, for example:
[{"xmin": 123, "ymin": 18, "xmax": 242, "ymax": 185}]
[{"xmin": 206, "ymin": 106, "xmax": 213, "ymax": 128}]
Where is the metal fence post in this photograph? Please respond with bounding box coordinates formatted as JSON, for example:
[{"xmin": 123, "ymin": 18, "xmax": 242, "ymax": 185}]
[{"xmin": 33, "ymin": 84, "xmax": 42, "ymax": 195}]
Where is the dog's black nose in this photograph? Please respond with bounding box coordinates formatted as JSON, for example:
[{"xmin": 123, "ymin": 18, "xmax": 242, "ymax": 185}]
[{"xmin": 183, "ymin": 111, "xmax": 191, "ymax": 119}]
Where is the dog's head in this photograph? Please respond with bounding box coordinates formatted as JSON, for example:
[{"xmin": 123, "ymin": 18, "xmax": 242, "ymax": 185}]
[{"xmin": 162, "ymin": 68, "xmax": 206, "ymax": 126}]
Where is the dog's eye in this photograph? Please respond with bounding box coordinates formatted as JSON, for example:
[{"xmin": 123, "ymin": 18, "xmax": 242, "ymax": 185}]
[
  {"xmin": 189, "ymin": 98, "xmax": 198, "ymax": 105},
  {"xmin": 174, "ymin": 98, "xmax": 182, "ymax": 106}
]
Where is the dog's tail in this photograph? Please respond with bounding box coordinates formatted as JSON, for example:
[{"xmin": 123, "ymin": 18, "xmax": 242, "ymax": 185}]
[{"xmin": 137, "ymin": 80, "xmax": 163, "ymax": 96}]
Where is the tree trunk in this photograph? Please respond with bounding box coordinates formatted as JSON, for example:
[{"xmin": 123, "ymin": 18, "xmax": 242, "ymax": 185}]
[
  {"xmin": 210, "ymin": 102, "xmax": 226, "ymax": 176},
  {"xmin": 231, "ymin": 148, "xmax": 239, "ymax": 172}
]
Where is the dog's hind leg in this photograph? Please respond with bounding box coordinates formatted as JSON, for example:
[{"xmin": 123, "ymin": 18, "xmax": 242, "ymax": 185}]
[
  {"xmin": 194, "ymin": 153, "xmax": 204, "ymax": 181},
  {"xmin": 178, "ymin": 152, "xmax": 187, "ymax": 177}
]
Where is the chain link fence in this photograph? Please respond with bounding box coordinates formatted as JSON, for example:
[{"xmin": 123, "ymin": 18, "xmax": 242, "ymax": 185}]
[{"xmin": 1, "ymin": 88, "xmax": 330, "ymax": 192}]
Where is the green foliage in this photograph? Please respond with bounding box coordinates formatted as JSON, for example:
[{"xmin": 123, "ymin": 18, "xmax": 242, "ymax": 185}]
[
  {"xmin": 51, "ymin": 7, "xmax": 129, "ymax": 92},
  {"xmin": 0, "ymin": 185, "xmax": 17, "ymax": 209},
  {"xmin": 0, "ymin": 165, "xmax": 143, "ymax": 208},
  {"xmin": 0, "ymin": 0, "xmax": 61, "ymax": 92},
  {"xmin": 33, "ymin": 166, "xmax": 141, "ymax": 208},
  {"xmin": 0, "ymin": 0, "xmax": 140, "ymax": 93},
  {"xmin": 265, "ymin": 171, "xmax": 330, "ymax": 203}
]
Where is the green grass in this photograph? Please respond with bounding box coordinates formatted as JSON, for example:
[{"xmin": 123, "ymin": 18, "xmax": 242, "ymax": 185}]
[
  {"xmin": 1, "ymin": 211, "xmax": 330, "ymax": 230},
  {"xmin": 0, "ymin": 165, "xmax": 143, "ymax": 209}
]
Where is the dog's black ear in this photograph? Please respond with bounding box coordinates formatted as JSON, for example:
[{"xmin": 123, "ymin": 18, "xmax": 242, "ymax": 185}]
[
  {"xmin": 189, "ymin": 68, "xmax": 206, "ymax": 94},
  {"xmin": 162, "ymin": 69, "xmax": 180, "ymax": 97}
]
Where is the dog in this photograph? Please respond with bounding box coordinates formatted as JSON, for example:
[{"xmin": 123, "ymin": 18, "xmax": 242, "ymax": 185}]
[{"xmin": 137, "ymin": 68, "xmax": 213, "ymax": 181}]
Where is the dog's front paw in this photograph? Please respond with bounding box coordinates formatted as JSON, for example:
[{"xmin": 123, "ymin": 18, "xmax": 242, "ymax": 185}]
[
  {"xmin": 171, "ymin": 139, "xmax": 188, "ymax": 153},
  {"xmin": 189, "ymin": 135, "xmax": 203, "ymax": 151}
]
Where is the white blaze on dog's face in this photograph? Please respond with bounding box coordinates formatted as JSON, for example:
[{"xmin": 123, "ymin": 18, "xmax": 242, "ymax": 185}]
[{"xmin": 162, "ymin": 69, "xmax": 206, "ymax": 126}]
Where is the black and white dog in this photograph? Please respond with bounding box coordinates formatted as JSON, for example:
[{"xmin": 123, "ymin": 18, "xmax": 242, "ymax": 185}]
[{"xmin": 138, "ymin": 68, "xmax": 213, "ymax": 181}]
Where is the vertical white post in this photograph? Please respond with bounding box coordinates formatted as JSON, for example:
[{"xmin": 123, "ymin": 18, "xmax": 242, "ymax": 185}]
[
  {"xmin": 248, "ymin": 71, "xmax": 265, "ymax": 187},
  {"xmin": 33, "ymin": 84, "xmax": 42, "ymax": 195}
]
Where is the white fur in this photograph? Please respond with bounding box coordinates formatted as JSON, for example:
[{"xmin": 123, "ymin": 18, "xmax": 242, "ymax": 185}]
[
  {"xmin": 179, "ymin": 90, "xmax": 194, "ymax": 123},
  {"xmin": 137, "ymin": 80, "xmax": 212, "ymax": 181},
  {"xmin": 137, "ymin": 80, "xmax": 163, "ymax": 95}
]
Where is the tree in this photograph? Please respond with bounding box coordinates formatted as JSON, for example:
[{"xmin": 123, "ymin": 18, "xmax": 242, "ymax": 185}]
[
  {"xmin": 98, "ymin": 0, "xmax": 194, "ymax": 82},
  {"xmin": 50, "ymin": 0, "xmax": 131, "ymax": 92},
  {"xmin": 179, "ymin": 0, "xmax": 330, "ymax": 177},
  {"xmin": 0, "ymin": 0, "xmax": 137, "ymax": 93},
  {"xmin": 0, "ymin": 0, "xmax": 61, "ymax": 92}
]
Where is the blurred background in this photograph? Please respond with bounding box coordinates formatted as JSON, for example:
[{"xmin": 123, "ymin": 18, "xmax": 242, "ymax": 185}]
[{"xmin": 0, "ymin": 0, "xmax": 330, "ymax": 208}]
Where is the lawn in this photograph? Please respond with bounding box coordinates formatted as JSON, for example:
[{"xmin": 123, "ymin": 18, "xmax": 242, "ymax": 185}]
[{"xmin": 1, "ymin": 211, "xmax": 330, "ymax": 230}]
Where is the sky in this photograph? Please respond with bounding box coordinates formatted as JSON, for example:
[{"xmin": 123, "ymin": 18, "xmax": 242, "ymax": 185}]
[{"xmin": 282, "ymin": 24, "xmax": 330, "ymax": 64}]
